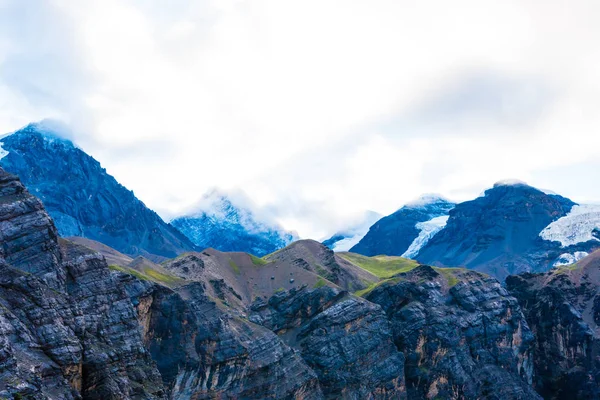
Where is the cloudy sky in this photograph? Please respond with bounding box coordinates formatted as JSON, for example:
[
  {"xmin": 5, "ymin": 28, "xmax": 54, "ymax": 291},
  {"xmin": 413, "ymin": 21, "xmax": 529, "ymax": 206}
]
[{"xmin": 1, "ymin": 0, "xmax": 600, "ymax": 239}]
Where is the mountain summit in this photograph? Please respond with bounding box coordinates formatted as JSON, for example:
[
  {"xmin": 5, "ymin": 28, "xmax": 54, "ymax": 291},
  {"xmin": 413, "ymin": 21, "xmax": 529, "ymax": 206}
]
[
  {"xmin": 0, "ymin": 122, "xmax": 197, "ymax": 260},
  {"xmin": 171, "ymin": 190, "xmax": 296, "ymax": 256},
  {"xmin": 416, "ymin": 181, "xmax": 580, "ymax": 278}
]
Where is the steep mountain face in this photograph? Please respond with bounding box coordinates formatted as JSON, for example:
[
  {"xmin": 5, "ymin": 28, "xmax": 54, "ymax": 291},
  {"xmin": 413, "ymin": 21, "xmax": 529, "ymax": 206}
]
[
  {"xmin": 119, "ymin": 277, "xmax": 323, "ymax": 399},
  {"xmin": 415, "ymin": 181, "xmax": 596, "ymax": 280},
  {"xmin": 171, "ymin": 190, "xmax": 296, "ymax": 256},
  {"xmin": 350, "ymin": 195, "xmax": 455, "ymax": 257},
  {"xmin": 366, "ymin": 265, "xmax": 541, "ymax": 400},
  {"xmin": 249, "ymin": 286, "xmax": 406, "ymax": 398},
  {"xmin": 0, "ymin": 167, "xmax": 164, "ymax": 399},
  {"xmin": 322, "ymin": 210, "xmax": 382, "ymax": 251},
  {"xmin": 506, "ymin": 251, "xmax": 600, "ymax": 400},
  {"xmin": 0, "ymin": 122, "xmax": 197, "ymax": 260}
]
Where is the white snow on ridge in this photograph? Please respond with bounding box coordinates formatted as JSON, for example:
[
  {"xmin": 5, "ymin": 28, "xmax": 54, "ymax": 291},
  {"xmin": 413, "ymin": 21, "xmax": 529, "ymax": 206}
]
[
  {"xmin": 404, "ymin": 193, "xmax": 450, "ymax": 208},
  {"xmin": 493, "ymin": 179, "xmax": 528, "ymax": 187},
  {"xmin": 554, "ymin": 252, "xmax": 589, "ymax": 267},
  {"xmin": 402, "ymin": 215, "xmax": 449, "ymax": 259},
  {"xmin": 0, "ymin": 142, "xmax": 8, "ymax": 161},
  {"xmin": 540, "ymin": 204, "xmax": 600, "ymax": 247}
]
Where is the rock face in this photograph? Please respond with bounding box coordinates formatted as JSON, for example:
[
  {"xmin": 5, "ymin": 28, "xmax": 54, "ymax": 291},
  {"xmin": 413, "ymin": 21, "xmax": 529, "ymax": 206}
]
[
  {"xmin": 249, "ymin": 285, "xmax": 406, "ymax": 399},
  {"xmin": 366, "ymin": 265, "xmax": 541, "ymax": 400},
  {"xmin": 506, "ymin": 251, "xmax": 600, "ymax": 400},
  {"xmin": 416, "ymin": 182, "xmax": 584, "ymax": 280},
  {"xmin": 119, "ymin": 276, "xmax": 323, "ymax": 399},
  {"xmin": 171, "ymin": 190, "xmax": 296, "ymax": 256},
  {"xmin": 0, "ymin": 122, "xmax": 197, "ymax": 260},
  {"xmin": 350, "ymin": 195, "xmax": 455, "ymax": 258},
  {"xmin": 0, "ymin": 167, "xmax": 164, "ymax": 399}
]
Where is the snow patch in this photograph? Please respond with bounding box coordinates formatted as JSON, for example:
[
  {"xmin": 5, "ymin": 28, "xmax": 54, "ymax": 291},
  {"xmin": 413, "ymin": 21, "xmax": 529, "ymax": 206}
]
[
  {"xmin": 329, "ymin": 211, "xmax": 382, "ymax": 251},
  {"xmin": 554, "ymin": 252, "xmax": 589, "ymax": 267},
  {"xmin": 402, "ymin": 215, "xmax": 449, "ymax": 259},
  {"xmin": 0, "ymin": 142, "xmax": 8, "ymax": 161},
  {"xmin": 540, "ymin": 204, "xmax": 600, "ymax": 247}
]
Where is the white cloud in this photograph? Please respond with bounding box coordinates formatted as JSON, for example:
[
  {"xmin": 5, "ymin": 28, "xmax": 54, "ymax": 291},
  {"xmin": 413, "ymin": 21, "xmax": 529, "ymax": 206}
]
[{"xmin": 1, "ymin": 0, "xmax": 600, "ymax": 239}]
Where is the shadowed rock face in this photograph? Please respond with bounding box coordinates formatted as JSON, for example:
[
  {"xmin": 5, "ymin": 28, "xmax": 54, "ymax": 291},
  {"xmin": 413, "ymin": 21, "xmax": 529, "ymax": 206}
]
[
  {"xmin": 506, "ymin": 251, "xmax": 600, "ymax": 400},
  {"xmin": 366, "ymin": 265, "xmax": 540, "ymax": 400},
  {"xmin": 0, "ymin": 167, "xmax": 164, "ymax": 399},
  {"xmin": 119, "ymin": 275, "xmax": 323, "ymax": 399},
  {"xmin": 249, "ymin": 285, "xmax": 406, "ymax": 399},
  {"xmin": 0, "ymin": 169, "xmax": 64, "ymax": 289},
  {"xmin": 0, "ymin": 124, "xmax": 197, "ymax": 260}
]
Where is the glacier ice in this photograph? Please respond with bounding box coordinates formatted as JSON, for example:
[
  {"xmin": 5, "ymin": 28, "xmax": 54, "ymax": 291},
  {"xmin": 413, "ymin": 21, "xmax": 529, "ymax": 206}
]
[
  {"xmin": 540, "ymin": 204, "xmax": 600, "ymax": 247},
  {"xmin": 402, "ymin": 215, "xmax": 449, "ymax": 259}
]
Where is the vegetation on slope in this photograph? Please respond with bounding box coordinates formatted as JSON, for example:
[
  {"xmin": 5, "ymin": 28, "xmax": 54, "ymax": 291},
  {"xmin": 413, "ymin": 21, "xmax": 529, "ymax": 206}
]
[
  {"xmin": 338, "ymin": 252, "xmax": 419, "ymax": 279},
  {"xmin": 109, "ymin": 264, "xmax": 186, "ymax": 288}
]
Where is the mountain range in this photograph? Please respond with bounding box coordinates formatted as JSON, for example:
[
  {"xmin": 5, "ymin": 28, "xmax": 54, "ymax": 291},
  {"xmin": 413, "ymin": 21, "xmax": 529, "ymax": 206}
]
[
  {"xmin": 0, "ymin": 163, "xmax": 597, "ymax": 399},
  {"xmin": 350, "ymin": 182, "xmax": 600, "ymax": 280},
  {"xmin": 3, "ymin": 122, "xmax": 600, "ymax": 283},
  {"xmin": 0, "ymin": 122, "xmax": 295, "ymax": 260}
]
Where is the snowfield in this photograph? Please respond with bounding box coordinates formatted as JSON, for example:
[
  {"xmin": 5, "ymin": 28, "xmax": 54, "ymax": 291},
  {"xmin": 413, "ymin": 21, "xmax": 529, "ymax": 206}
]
[{"xmin": 540, "ymin": 204, "xmax": 600, "ymax": 247}]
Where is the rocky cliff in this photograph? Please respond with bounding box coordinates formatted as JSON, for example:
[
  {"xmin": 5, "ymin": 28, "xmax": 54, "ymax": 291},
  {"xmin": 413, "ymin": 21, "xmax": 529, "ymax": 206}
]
[
  {"xmin": 365, "ymin": 265, "xmax": 541, "ymax": 400},
  {"xmin": 0, "ymin": 122, "xmax": 197, "ymax": 260},
  {"xmin": 0, "ymin": 167, "xmax": 164, "ymax": 399},
  {"xmin": 506, "ymin": 251, "xmax": 600, "ymax": 399}
]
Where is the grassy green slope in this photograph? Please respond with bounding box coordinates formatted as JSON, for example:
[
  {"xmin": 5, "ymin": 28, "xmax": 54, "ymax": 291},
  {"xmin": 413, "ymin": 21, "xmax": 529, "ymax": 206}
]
[{"xmin": 337, "ymin": 252, "xmax": 419, "ymax": 279}]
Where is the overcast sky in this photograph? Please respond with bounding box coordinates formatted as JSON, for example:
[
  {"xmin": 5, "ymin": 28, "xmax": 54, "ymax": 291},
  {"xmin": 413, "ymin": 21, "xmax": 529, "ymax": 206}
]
[{"xmin": 1, "ymin": 0, "xmax": 600, "ymax": 239}]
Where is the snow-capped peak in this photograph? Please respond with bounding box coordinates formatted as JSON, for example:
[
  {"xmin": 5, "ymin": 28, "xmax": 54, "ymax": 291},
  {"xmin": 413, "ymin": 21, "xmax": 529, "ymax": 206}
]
[
  {"xmin": 493, "ymin": 179, "xmax": 529, "ymax": 188},
  {"xmin": 404, "ymin": 193, "xmax": 451, "ymax": 208},
  {"xmin": 4, "ymin": 120, "xmax": 79, "ymax": 150}
]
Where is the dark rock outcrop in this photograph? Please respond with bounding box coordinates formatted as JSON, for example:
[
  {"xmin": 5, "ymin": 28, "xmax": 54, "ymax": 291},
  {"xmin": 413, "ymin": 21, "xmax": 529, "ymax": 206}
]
[
  {"xmin": 118, "ymin": 274, "xmax": 323, "ymax": 399},
  {"xmin": 0, "ymin": 167, "xmax": 164, "ymax": 399},
  {"xmin": 250, "ymin": 286, "xmax": 406, "ymax": 399},
  {"xmin": 366, "ymin": 265, "xmax": 540, "ymax": 400},
  {"xmin": 0, "ymin": 122, "xmax": 198, "ymax": 260},
  {"xmin": 506, "ymin": 251, "xmax": 600, "ymax": 399}
]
